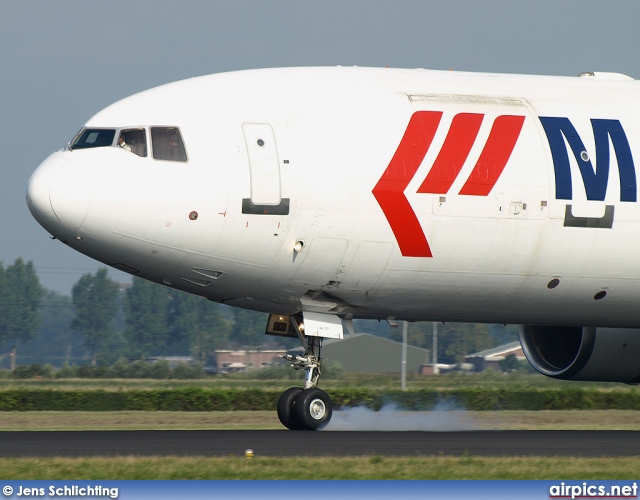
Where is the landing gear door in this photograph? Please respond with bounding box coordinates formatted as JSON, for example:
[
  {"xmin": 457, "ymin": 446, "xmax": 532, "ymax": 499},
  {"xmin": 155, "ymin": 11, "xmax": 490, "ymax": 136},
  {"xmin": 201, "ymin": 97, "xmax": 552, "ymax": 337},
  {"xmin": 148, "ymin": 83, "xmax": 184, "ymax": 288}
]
[
  {"xmin": 302, "ymin": 312, "xmax": 344, "ymax": 339},
  {"xmin": 265, "ymin": 312, "xmax": 344, "ymax": 340},
  {"xmin": 242, "ymin": 123, "xmax": 282, "ymax": 205}
]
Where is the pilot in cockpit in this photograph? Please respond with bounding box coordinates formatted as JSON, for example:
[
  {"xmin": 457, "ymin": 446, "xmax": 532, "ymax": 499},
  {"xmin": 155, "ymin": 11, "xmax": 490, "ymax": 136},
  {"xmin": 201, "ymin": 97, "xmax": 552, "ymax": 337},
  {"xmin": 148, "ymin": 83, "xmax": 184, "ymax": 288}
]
[{"xmin": 117, "ymin": 134, "xmax": 132, "ymax": 152}]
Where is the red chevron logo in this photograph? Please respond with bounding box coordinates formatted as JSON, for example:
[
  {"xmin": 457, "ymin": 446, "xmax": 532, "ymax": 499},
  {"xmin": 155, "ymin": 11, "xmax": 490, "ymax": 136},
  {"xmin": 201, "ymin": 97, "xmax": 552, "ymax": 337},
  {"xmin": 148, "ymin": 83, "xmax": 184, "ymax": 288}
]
[{"xmin": 372, "ymin": 111, "xmax": 525, "ymax": 257}]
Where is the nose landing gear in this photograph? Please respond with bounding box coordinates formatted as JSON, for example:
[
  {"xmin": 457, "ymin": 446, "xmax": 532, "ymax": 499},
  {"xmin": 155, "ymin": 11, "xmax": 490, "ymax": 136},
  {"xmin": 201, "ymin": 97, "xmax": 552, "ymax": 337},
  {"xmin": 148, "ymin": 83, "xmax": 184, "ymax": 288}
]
[
  {"xmin": 278, "ymin": 336, "xmax": 333, "ymax": 430},
  {"xmin": 268, "ymin": 312, "xmax": 343, "ymax": 430}
]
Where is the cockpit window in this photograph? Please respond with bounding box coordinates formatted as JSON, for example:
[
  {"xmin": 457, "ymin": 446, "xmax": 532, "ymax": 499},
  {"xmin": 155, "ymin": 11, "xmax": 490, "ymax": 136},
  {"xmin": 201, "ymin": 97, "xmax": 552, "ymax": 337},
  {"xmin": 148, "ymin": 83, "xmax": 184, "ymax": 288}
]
[
  {"xmin": 118, "ymin": 128, "xmax": 147, "ymax": 157},
  {"xmin": 151, "ymin": 127, "xmax": 187, "ymax": 162},
  {"xmin": 70, "ymin": 128, "xmax": 116, "ymax": 150}
]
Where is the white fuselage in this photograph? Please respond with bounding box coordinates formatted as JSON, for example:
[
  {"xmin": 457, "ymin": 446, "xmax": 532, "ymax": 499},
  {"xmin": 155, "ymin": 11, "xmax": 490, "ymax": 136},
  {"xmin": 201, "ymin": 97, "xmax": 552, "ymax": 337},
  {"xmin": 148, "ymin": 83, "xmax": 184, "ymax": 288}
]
[{"xmin": 26, "ymin": 67, "xmax": 640, "ymax": 327}]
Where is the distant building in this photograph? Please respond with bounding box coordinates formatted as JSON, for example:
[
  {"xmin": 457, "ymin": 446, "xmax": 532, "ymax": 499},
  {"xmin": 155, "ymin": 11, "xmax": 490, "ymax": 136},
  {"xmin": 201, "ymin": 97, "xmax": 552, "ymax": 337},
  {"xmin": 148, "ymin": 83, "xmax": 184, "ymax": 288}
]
[
  {"xmin": 146, "ymin": 356, "xmax": 195, "ymax": 368},
  {"xmin": 290, "ymin": 333, "xmax": 430, "ymax": 374},
  {"xmin": 420, "ymin": 363, "xmax": 457, "ymax": 375},
  {"xmin": 215, "ymin": 348, "xmax": 288, "ymax": 372},
  {"xmin": 464, "ymin": 341, "xmax": 524, "ymax": 372}
]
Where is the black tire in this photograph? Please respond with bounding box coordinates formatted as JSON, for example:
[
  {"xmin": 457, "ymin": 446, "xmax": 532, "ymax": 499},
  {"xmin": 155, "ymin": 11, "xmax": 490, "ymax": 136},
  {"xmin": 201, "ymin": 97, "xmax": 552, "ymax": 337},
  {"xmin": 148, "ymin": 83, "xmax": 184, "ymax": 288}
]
[
  {"xmin": 277, "ymin": 387, "xmax": 306, "ymax": 430},
  {"xmin": 294, "ymin": 388, "xmax": 333, "ymax": 430}
]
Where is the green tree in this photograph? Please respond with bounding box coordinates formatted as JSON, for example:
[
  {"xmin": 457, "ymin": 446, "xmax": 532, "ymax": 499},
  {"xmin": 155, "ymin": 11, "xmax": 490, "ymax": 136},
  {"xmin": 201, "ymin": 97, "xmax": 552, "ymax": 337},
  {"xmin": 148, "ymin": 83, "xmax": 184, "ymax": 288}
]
[
  {"xmin": 71, "ymin": 268, "xmax": 120, "ymax": 365},
  {"xmin": 19, "ymin": 290, "xmax": 85, "ymax": 366},
  {"xmin": 488, "ymin": 324, "xmax": 519, "ymax": 346},
  {"xmin": 166, "ymin": 290, "xmax": 200, "ymax": 355},
  {"xmin": 167, "ymin": 290, "xmax": 231, "ymax": 361},
  {"xmin": 3, "ymin": 259, "xmax": 43, "ymax": 370},
  {"xmin": 499, "ymin": 353, "xmax": 520, "ymax": 373},
  {"xmin": 389, "ymin": 322, "xmax": 431, "ymax": 351},
  {"xmin": 124, "ymin": 277, "xmax": 169, "ymax": 358},
  {"xmin": 229, "ymin": 307, "xmax": 268, "ymax": 347},
  {"xmin": 391, "ymin": 322, "xmax": 493, "ymax": 365},
  {"xmin": 438, "ymin": 323, "xmax": 493, "ymax": 365}
]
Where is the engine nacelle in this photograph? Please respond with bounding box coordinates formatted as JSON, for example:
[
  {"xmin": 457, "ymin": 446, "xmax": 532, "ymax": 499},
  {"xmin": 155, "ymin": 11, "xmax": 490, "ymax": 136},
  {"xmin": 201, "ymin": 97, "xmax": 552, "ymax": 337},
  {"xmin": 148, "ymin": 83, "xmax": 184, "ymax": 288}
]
[{"xmin": 519, "ymin": 325, "xmax": 640, "ymax": 383}]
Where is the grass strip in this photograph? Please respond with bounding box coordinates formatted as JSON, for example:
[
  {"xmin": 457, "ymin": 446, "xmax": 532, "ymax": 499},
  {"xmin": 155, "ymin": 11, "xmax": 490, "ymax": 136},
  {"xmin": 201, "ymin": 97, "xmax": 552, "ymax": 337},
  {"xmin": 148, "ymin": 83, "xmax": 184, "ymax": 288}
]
[
  {"xmin": 1, "ymin": 410, "xmax": 640, "ymax": 431},
  {"xmin": 1, "ymin": 456, "xmax": 639, "ymax": 479}
]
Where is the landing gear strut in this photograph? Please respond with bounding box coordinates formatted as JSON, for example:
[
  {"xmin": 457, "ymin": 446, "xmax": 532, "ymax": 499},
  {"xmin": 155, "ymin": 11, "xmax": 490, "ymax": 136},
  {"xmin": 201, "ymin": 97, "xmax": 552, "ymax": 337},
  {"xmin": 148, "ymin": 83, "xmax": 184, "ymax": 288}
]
[{"xmin": 273, "ymin": 314, "xmax": 341, "ymax": 430}]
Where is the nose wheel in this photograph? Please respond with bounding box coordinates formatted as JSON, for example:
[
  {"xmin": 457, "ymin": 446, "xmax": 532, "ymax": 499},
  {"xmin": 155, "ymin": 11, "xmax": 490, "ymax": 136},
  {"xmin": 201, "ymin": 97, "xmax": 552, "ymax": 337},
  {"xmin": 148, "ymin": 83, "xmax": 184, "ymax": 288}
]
[
  {"xmin": 295, "ymin": 387, "xmax": 332, "ymax": 429},
  {"xmin": 276, "ymin": 387, "xmax": 305, "ymax": 430},
  {"xmin": 277, "ymin": 387, "xmax": 333, "ymax": 430}
]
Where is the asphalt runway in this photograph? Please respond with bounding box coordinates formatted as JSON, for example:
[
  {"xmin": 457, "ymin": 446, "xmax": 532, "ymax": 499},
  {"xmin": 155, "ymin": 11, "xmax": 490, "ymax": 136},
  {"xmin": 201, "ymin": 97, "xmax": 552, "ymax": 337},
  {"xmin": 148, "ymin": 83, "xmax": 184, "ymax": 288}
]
[{"xmin": 0, "ymin": 430, "xmax": 638, "ymax": 457}]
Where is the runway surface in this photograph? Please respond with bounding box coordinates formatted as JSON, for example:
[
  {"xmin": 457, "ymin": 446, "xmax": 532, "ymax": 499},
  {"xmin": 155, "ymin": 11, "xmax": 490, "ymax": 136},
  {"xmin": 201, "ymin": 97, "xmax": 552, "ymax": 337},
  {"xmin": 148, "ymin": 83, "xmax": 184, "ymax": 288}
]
[{"xmin": 0, "ymin": 430, "xmax": 638, "ymax": 457}]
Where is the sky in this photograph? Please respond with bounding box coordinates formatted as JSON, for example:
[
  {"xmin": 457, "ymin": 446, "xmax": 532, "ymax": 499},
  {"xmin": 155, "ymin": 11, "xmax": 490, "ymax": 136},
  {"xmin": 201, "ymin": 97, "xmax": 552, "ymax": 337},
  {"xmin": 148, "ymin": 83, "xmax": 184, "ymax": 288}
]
[{"xmin": 2, "ymin": 0, "xmax": 640, "ymax": 295}]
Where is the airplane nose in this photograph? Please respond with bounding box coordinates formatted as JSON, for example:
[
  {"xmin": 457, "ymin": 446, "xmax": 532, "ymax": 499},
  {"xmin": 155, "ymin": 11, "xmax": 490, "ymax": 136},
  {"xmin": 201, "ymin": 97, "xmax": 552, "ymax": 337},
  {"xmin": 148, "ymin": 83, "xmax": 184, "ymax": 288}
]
[{"xmin": 26, "ymin": 154, "xmax": 92, "ymax": 240}]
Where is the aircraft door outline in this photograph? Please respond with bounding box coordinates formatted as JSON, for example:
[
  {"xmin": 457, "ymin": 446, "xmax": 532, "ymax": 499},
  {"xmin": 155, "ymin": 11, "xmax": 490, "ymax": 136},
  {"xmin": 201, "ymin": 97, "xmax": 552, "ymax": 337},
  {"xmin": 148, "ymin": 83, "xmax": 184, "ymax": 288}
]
[{"xmin": 241, "ymin": 123, "xmax": 290, "ymax": 215}]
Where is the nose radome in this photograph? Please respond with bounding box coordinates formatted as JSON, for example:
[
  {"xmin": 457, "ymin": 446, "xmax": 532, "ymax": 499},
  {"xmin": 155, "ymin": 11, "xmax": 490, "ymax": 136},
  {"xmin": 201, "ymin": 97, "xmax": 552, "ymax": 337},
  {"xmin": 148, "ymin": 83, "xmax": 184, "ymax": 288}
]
[
  {"xmin": 26, "ymin": 154, "xmax": 92, "ymax": 239},
  {"xmin": 27, "ymin": 155, "xmax": 66, "ymax": 232},
  {"xmin": 49, "ymin": 157, "xmax": 92, "ymax": 232}
]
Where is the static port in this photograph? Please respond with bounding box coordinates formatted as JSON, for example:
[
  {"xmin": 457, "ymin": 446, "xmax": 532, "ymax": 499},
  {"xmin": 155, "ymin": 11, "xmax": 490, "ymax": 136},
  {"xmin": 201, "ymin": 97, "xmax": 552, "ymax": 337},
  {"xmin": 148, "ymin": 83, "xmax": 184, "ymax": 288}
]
[{"xmin": 594, "ymin": 291, "xmax": 607, "ymax": 300}]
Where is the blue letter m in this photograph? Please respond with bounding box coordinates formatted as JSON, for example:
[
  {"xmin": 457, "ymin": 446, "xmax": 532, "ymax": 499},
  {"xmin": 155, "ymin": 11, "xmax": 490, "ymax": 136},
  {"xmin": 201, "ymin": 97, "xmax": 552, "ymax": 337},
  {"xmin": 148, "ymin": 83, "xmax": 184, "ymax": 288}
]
[{"xmin": 539, "ymin": 117, "xmax": 636, "ymax": 202}]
